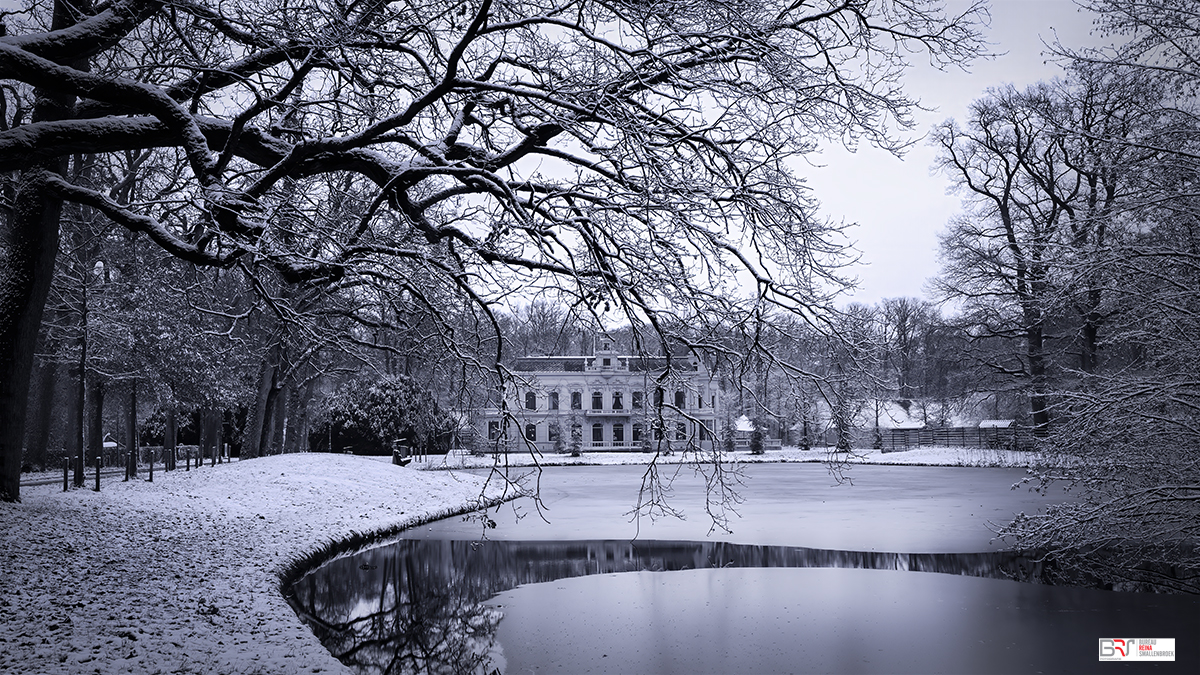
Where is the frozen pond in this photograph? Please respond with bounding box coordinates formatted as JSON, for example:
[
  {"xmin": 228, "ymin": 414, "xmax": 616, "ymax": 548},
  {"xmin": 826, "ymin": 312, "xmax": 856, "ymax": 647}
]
[{"xmin": 289, "ymin": 464, "xmax": 1198, "ymax": 673}]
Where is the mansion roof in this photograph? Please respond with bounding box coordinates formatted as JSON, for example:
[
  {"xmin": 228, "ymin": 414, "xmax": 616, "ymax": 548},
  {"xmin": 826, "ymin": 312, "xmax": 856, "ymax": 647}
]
[{"xmin": 510, "ymin": 355, "xmax": 701, "ymax": 374}]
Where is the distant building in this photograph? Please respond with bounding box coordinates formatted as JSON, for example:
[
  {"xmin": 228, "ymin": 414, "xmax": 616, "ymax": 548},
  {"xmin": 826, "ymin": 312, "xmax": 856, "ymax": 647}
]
[{"xmin": 476, "ymin": 338, "xmax": 722, "ymax": 452}]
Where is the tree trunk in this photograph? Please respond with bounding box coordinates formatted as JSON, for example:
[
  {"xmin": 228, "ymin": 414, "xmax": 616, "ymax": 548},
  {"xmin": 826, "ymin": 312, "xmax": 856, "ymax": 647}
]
[
  {"xmin": 63, "ymin": 360, "xmax": 81, "ymax": 475},
  {"xmin": 282, "ymin": 382, "xmax": 306, "ymax": 455},
  {"xmin": 289, "ymin": 378, "xmax": 316, "ymax": 454},
  {"xmin": 72, "ymin": 343, "xmax": 85, "ymax": 485},
  {"xmin": 165, "ymin": 405, "xmax": 176, "ymax": 470},
  {"xmin": 24, "ymin": 359, "xmax": 57, "ymax": 470},
  {"xmin": 1026, "ymin": 324, "xmax": 1051, "ymax": 435},
  {"xmin": 216, "ymin": 410, "xmax": 225, "ymax": 463},
  {"xmin": 244, "ymin": 355, "xmax": 279, "ymax": 459},
  {"xmin": 1, "ymin": 177, "xmax": 67, "ymax": 499},
  {"xmin": 125, "ymin": 380, "xmax": 137, "ymax": 479},
  {"xmin": 86, "ymin": 376, "xmax": 104, "ymax": 475},
  {"xmin": 268, "ymin": 380, "xmax": 288, "ymax": 455},
  {"xmin": 0, "ymin": 0, "xmax": 85, "ymax": 501},
  {"xmin": 197, "ymin": 407, "xmax": 211, "ymax": 465}
]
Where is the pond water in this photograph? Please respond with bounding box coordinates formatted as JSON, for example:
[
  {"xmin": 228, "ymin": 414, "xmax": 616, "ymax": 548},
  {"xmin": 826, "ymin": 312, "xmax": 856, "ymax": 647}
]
[{"xmin": 288, "ymin": 464, "xmax": 1198, "ymax": 674}]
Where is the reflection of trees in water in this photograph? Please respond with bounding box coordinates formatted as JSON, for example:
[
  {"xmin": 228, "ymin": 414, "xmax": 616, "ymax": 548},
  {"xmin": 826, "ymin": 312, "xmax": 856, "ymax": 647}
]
[
  {"xmin": 287, "ymin": 542, "xmax": 504, "ymax": 674},
  {"xmin": 287, "ymin": 539, "xmax": 1048, "ymax": 674}
]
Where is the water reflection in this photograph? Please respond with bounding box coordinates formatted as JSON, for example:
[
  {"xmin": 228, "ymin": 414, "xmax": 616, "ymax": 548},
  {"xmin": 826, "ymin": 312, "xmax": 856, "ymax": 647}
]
[{"xmin": 286, "ymin": 539, "xmax": 1049, "ymax": 674}]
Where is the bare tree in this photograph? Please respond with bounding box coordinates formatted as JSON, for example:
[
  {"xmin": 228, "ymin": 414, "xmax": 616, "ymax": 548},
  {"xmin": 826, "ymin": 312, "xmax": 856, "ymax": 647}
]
[
  {"xmin": 994, "ymin": 0, "xmax": 1200, "ymax": 592},
  {"xmin": 0, "ymin": 0, "xmax": 985, "ymax": 501}
]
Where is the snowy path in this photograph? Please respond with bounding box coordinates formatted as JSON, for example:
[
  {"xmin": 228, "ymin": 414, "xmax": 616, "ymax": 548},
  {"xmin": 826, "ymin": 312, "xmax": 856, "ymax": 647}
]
[{"xmin": 0, "ymin": 454, "xmax": 513, "ymax": 675}]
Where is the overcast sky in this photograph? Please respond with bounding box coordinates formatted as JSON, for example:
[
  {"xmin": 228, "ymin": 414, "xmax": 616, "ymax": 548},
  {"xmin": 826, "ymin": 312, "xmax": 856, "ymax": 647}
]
[{"xmin": 808, "ymin": 0, "xmax": 1115, "ymax": 307}]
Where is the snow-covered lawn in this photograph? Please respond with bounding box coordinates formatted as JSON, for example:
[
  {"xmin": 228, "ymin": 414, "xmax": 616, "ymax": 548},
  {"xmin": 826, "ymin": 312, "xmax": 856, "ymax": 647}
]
[
  {"xmin": 0, "ymin": 454, "xmax": 513, "ymax": 675},
  {"xmin": 413, "ymin": 444, "xmax": 1056, "ymax": 470}
]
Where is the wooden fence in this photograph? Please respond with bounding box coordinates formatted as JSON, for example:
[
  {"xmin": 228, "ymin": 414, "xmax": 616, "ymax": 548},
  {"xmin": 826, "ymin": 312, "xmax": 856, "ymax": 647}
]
[{"xmin": 883, "ymin": 426, "xmax": 1038, "ymax": 452}]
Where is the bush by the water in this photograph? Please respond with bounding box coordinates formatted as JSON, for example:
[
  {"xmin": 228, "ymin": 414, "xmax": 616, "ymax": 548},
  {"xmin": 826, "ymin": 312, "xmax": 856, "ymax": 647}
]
[{"xmin": 310, "ymin": 375, "xmax": 454, "ymax": 455}]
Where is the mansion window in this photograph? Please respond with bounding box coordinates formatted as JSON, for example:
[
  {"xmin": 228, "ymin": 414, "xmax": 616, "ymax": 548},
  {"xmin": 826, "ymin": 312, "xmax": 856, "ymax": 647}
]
[
  {"xmin": 592, "ymin": 423, "xmax": 604, "ymax": 446},
  {"xmin": 571, "ymin": 391, "xmax": 582, "ymax": 410},
  {"xmin": 549, "ymin": 391, "xmax": 559, "ymax": 410},
  {"xmin": 654, "ymin": 388, "xmax": 664, "ymax": 407},
  {"xmin": 631, "ymin": 391, "xmax": 643, "ymax": 409},
  {"xmin": 592, "ymin": 391, "xmax": 603, "ymax": 410},
  {"xmin": 488, "ymin": 421, "xmax": 500, "ymax": 441},
  {"xmin": 674, "ymin": 390, "xmax": 686, "ymax": 408},
  {"xmin": 548, "ymin": 424, "xmax": 560, "ymax": 442},
  {"xmin": 525, "ymin": 424, "xmax": 537, "ymax": 442},
  {"xmin": 699, "ymin": 421, "xmax": 713, "ymax": 441},
  {"xmin": 524, "ymin": 392, "xmax": 537, "ymax": 410},
  {"xmin": 613, "ymin": 423, "xmax": 625, "ymax": 446},
  {"xmin": 612, "ymin": 392, "xmax": 623, "ymax": 410},
  {"xmin": 675, "ymin": 421, "xmax": 687, "ymax": 441},
  {"xmin": 632, "ymin": 423, "xmax": 644, "ymax": 443}
]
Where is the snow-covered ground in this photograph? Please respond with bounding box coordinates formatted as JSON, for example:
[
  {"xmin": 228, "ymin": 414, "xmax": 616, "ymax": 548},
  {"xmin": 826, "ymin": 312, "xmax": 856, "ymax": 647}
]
[
  {"xmin": 0, "ymin": 455, "xmax": 513, "ymax": 675},
  {"xmin": 413, "ymin": 444, "xmax": 1055, "ymax": 470}
]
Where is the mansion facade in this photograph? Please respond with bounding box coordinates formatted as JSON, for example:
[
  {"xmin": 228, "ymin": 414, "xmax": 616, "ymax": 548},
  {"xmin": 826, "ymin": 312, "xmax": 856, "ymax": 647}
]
[{"xmin": 478, "ymin": 339, "xmax": 722, "ymax": 453}]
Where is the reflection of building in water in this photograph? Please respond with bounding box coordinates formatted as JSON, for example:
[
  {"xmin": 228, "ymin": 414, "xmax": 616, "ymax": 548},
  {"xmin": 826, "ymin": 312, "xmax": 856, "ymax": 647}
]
[{"xmin": 477, "ymin": 337, "xmax": 722, "ymax": 452}]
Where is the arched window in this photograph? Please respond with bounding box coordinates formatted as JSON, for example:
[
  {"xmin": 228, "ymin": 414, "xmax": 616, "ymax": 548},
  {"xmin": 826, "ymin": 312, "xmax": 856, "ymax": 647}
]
[
  {"xmin": 612, "ymin": 424, "xmax": 625, "ymax": 446},
  {"xmin": 632, "ymin": 423, "xmax": 644, "ymax": 442},
  {"xmin": 524, "ymin": 391, "xmax": 537, "ymax": 410},
  {"xmin": 592, "ymin": 391, "xmax": 603, "ymax": 410},
  {"xmin": 549, "ymin": 391, "xmax": 559, "ymax": 410},
  {"xmin": 592, "ymin": 423, "xmax": 604, "ymax": 446},
  {"xmin": 631, "ymin": 391, "xmax": 643, "ymax": 409},
  {"xmin": 611, "ymin": 392, "xmax": 623, "ymax": 410},
  {"xmin": 571, "ymin": 391, "xmax": 582, "ymax": 409},
  {"xmin": 674, "ymin": 390, "xmax": 686, "ymax": 408},
  {"xmin": 525, "ymin": 424, "xmax": 537, "ymax": 442}
]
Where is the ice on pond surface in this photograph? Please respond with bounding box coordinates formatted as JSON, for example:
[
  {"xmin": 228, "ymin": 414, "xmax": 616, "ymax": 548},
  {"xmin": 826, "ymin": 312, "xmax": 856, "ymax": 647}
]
[{"xmin": 287, "ymin": 465, "xmax": 1199, "ymax": 674}]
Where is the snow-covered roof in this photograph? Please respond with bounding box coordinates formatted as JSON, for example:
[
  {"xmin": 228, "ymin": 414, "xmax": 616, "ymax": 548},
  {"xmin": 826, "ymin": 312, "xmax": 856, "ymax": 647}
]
[{"xmin": 978, "ymin": 419, "xmax": 1014, "ymax": 428}]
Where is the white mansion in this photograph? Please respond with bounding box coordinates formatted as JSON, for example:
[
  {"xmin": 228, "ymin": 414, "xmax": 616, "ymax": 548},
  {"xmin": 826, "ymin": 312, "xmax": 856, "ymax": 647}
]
[{"xmin": 477, "ymin": 339, "xmax": 723, "ymax": 453}]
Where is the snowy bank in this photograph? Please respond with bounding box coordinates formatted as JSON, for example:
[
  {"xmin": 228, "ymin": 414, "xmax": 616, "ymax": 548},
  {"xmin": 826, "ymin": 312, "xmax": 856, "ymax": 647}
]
[
  {"xmin": 0, "ymin": 454, "xmax": 512, "ymax": 675},
  {"xmin": 413, "ymin": 444, "xmax": 1056, "ymax": 471}
]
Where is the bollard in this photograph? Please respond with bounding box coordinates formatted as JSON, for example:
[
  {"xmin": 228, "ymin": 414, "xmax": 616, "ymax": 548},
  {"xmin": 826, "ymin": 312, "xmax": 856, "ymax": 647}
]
[
  {"xmin": 148, "ymin": 448, "xmax": 154, "ymax": 483},
  {"xmin": 94, "ymin": 455, "xmax": 100, "ymax": 492},
  {"xmin": 63, "ymin": 458, "xmax": 69, "ymax": 492}
]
